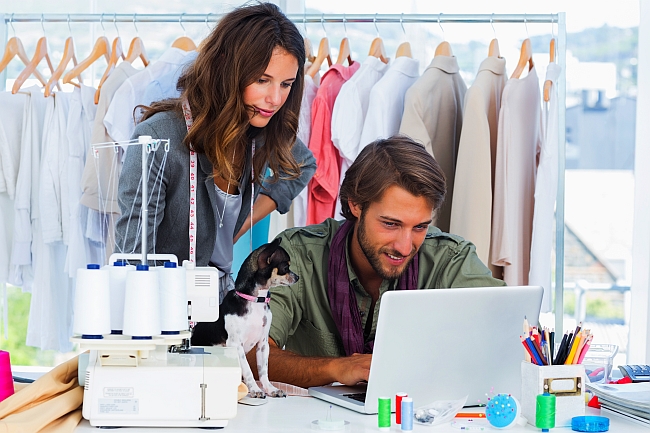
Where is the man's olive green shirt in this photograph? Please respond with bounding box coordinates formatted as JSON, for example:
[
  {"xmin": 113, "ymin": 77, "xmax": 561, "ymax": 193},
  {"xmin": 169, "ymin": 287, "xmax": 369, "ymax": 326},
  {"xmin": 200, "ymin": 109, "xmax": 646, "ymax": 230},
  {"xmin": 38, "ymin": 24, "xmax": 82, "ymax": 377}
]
[{"xmin": 269, "ymin": 219, "xmax": 505, "ymax": 357}]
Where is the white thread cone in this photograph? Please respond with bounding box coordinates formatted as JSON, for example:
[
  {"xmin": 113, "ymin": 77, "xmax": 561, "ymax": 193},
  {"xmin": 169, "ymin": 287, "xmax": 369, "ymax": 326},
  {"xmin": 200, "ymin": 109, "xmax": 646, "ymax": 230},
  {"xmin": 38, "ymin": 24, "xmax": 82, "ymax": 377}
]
[
  {"xmin": 107, "ymin": 262, "xmax": 136, "ymax": 333},
  {"xmin": 73, "ymin": 265, "xmax": 111, "ymax": 337},
  {"xmin": 159, "ymin": 263, "xmax": 188, "ymax": 333},
  {"xmin": 123, "ymin": 265, "xmax": 161, "ymax": 338}
]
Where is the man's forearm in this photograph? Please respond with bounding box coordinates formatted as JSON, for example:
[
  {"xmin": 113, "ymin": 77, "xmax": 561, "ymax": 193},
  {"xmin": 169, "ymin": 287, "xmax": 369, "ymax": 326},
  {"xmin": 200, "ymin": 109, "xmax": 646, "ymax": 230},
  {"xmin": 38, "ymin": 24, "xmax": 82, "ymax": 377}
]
[
  {"xmin": 266, "ymin": 343, "xmax": 339, "ymax": 388},
  {"xmin": 246, "ymin": 339, "xmax": 371, "ymax": 388}
]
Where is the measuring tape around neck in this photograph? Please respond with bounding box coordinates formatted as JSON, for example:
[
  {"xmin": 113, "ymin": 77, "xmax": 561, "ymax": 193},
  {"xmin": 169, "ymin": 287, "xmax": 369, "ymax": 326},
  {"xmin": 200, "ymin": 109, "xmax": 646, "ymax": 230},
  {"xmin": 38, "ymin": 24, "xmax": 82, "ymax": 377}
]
[{"xmin": 181, "ymin": 98, "xmax": 256, "ymax": 264}]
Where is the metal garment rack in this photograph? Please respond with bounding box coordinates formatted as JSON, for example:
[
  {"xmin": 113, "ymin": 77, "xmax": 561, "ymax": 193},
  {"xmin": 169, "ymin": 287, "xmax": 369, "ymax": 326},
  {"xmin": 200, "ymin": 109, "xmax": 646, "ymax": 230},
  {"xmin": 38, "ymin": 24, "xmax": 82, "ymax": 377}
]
[{"xmin": 0, "ymin": 12, "xmax": 567, "ymax": 333}]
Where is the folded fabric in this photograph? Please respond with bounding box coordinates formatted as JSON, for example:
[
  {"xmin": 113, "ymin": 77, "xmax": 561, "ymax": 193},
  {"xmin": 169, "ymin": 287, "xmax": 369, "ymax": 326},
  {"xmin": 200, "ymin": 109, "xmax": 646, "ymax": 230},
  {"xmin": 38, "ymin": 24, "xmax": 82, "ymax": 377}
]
[{"xmin": 0, "ymin": 356, "xmax": 82, "ymax": 433}]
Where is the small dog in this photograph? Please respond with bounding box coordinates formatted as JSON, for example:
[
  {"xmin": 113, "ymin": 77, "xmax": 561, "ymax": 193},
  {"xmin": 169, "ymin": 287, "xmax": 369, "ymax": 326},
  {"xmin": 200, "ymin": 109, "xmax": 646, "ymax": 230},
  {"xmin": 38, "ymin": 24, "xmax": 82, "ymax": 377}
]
[{"xmin": 191, "ymin": 238, "xmax": 299, "ymax": 398}]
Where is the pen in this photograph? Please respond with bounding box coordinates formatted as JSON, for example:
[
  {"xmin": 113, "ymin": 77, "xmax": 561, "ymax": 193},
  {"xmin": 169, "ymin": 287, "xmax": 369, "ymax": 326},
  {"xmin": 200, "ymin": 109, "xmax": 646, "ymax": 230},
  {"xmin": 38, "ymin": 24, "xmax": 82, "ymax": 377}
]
[
  {"xmin": 455, "ymin": 413, "xmax": 486, "ymax": 418},
  {"xmin": 553, "ymin": 333, "xmax": 567, "ymax": 365},
  {"xmin": 530, "ymin": 336, "xmax": 548, "ymax": 365},
  {"xmin": 549, "ymin": 330, "xmax": 555, "ymax": 363}
]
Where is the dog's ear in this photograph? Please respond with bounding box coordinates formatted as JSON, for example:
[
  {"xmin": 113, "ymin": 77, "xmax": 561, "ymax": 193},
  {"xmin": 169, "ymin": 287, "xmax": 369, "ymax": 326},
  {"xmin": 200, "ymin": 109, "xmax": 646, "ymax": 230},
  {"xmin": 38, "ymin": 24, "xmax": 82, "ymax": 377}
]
[{"xmin": 257, "ymin": 238, "xmax": 282, "ymax": 268}]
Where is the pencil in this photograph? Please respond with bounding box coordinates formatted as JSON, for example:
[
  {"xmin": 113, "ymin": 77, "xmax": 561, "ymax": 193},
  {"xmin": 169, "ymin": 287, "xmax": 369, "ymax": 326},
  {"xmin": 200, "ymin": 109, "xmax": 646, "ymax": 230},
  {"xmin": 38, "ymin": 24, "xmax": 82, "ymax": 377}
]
[
  {"xmin": 576, "ymin": 335, "xmax": 593, "ymax": 364},
  {"xmin": 530, "ymin": 336, "xmax": 548, "ymax": 365},
  {"xmin": 523, "ymin": 318, "xmax": 531, "ymax": 362},
  {"xmin": 565, "ymin": 331, "xmax": 582, "ymax": 364},
  {"xmin": 455, "ymin": 413, "xmax": 486, "ymax": 418},
  {"xmin": 525, "ymin": 337, "xmax": 544, "ymax": 365},
  {"xmin": 573, "ymin": 330, "xmax": 589, "ymax": 364},
  {"xmin": 521, "ymin": 336, "xmax": 537, "ymax": 363}
]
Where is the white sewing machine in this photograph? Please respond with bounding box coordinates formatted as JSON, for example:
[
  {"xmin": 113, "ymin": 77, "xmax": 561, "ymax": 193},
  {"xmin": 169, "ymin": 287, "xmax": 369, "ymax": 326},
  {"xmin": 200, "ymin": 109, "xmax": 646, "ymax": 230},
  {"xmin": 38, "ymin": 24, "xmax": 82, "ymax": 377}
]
[{"xmin": 74, "ymin": 255, "xmax": 242, "ymax": 428}]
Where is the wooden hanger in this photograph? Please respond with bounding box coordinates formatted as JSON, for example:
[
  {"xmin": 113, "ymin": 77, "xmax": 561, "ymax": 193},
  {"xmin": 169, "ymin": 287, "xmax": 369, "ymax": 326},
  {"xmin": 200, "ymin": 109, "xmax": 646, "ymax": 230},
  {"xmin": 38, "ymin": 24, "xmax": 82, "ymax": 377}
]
[
  {"xmin": 368, "ymin": 37, "xmax": 389, "ymax": 64},
  {"xmin": 510, "ymin": 38, "xmax": 534, "ymax": 79},
  {"xmin": 543, "ymin": 38, "xmax": 556, "ymax": 102},
  {"xmin": 335, "ymin": 37, "xmax": 352, "ymax": 65},
  {"xmin": 395, "ymin": 42, "xmax": 412, "ymax": 59},
  {"xmin": 125, "ymin": 36, "xmax": 149, "ymax": 66},
  {"xmin": 307, "ymin": 37, "xmax": 332, "ymax": 79},
  {"xmin": 434, "ymin": 41, "xmax": 453, "ymax": 57},
  {"xmin": 44, "ymin": 36, "xmax": 77, "ymax": 97},
  {"xmin": 488, "ymin": 38, "xmax": 500, "ymax": 58},
  {"xmin": 172, "ymin": 36, "xmax": 197, "ymax": 52},
  {"xmin": 63, "ymin": 36, "xmax": 111, "ymax": 86},
  {"xmin": 12, "ymin": 36, "xmax": 57, "ymax": 94},
  {"xmin": 94, "ymin": 37, "xmax": 125, "ymax": 104},
  {"xmin": 0, "ymin": 36, "xmax": 49, "ymax": 87},
  {"xmin": 304, "ymin": 36, "xmax": 316, "ymax": 65}
]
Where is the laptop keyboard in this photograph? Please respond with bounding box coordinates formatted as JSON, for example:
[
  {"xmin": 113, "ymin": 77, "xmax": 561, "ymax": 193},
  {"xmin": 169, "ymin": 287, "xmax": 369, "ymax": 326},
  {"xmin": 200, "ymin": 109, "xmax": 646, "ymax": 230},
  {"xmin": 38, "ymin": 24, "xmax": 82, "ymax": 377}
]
[{"xmin": 343, "ymin": 392, "xmax": 367, "ymax": 403}]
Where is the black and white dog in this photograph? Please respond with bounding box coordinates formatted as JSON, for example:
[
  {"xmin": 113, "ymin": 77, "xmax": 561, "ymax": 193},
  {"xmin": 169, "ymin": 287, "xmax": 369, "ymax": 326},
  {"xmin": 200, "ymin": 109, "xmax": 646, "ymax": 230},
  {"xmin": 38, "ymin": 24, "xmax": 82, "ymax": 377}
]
[{"xmin": 191, "ymin": 238, "xmax": 299, "ymax": 398}]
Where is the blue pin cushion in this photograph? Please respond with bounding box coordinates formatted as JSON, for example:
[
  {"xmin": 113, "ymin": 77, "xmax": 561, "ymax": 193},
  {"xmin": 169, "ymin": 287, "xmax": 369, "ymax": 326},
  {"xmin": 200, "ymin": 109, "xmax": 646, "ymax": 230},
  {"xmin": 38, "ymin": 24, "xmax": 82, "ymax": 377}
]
[
  {"xmin": 485, "ymin": 393, "xmax": 520, "ymax": 429},
  {"xmin": 571, "ymin": 416, "xmax": 609, "ymax": 432}
]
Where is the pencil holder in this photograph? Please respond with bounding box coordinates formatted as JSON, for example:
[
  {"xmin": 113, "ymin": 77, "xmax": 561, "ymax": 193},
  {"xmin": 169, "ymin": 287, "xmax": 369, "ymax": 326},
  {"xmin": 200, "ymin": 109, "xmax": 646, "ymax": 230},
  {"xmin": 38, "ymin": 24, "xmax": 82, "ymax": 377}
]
[{"xmin": 521, "ymin": 362, "xmax": 585, "ymax": 427}]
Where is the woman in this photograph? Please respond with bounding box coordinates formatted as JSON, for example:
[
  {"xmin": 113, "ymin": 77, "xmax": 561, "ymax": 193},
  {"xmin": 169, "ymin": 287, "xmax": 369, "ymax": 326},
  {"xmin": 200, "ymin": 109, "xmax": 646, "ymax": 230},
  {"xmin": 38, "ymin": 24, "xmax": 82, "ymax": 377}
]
[{"xmin": 114, "ymin": 3, "xmax": 316, "ymax": 301}]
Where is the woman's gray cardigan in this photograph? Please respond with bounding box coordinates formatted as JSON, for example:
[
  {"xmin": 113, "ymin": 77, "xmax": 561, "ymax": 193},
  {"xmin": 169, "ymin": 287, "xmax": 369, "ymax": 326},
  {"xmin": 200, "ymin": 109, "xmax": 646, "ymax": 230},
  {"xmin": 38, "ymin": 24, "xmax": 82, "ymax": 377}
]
[{"xmin": 114, "ymin": 110, "xmax": 317, "ymax": 266}]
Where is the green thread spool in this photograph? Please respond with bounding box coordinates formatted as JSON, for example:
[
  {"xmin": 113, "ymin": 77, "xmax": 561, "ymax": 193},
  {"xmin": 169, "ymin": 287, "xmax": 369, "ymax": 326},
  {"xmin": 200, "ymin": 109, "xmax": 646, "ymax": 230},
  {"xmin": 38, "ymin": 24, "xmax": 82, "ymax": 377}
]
[
  {"xmin": 378, "ymin": 396, "xmax": 391, "ymax": 431},
  {"xmin": 536, "ymin": 392, "xmax": 556, "ymax": 432}
]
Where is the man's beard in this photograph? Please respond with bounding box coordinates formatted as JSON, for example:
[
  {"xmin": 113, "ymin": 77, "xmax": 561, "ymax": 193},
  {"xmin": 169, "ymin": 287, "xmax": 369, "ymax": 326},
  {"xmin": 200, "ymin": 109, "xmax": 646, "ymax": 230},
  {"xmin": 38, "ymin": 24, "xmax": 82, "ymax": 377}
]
[{"xmin": 356, "ymin": 213, "xmax": 416, "ymax": 281}]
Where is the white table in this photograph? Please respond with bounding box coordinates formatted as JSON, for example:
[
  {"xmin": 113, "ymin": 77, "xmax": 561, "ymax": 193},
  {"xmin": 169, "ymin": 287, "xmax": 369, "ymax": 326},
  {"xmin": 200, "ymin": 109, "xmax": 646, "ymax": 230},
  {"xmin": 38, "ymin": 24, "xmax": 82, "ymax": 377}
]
[{"xmin": 75, "ymin": 395, "xmax": 648, "ymax": 432}]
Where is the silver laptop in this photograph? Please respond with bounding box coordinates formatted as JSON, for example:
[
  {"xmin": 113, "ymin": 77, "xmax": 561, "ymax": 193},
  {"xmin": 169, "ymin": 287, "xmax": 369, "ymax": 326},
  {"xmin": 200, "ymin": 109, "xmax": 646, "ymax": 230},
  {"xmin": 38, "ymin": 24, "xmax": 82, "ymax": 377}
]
[{"xmin": 308, "ymin": 285, "xmax": 543, "ymax": 414}]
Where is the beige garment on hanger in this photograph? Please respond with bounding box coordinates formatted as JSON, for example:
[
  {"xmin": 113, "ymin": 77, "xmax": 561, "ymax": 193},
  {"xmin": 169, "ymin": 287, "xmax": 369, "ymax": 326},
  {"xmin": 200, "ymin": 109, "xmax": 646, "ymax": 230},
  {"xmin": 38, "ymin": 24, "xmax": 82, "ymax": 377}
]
[
  {"xmin": 399, "ymin": 55, "xmax": 467, "ymax": 232},
  {"xmin": 0, "ymin": 356, "xmax": 82, "ymax": 433}
]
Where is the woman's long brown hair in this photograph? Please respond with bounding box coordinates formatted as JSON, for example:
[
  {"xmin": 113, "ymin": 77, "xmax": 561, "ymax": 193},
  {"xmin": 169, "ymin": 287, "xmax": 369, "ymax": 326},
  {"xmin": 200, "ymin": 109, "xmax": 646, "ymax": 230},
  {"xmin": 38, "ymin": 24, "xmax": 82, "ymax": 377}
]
[{"xmin": 140, "ymin": 2, "xmax": 305, "ymax": 187}]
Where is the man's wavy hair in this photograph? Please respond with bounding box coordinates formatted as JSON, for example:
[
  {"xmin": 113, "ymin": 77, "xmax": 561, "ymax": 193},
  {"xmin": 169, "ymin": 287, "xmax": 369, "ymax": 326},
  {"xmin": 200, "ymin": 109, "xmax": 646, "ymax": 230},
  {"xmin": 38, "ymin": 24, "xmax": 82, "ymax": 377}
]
[
  {"xmin": 140, "ymin": 2, "xmax": 305, "ymax": 187},
  {"xmin": 339, "ymin": 135, "xmax": 447, "ymax": 221}
]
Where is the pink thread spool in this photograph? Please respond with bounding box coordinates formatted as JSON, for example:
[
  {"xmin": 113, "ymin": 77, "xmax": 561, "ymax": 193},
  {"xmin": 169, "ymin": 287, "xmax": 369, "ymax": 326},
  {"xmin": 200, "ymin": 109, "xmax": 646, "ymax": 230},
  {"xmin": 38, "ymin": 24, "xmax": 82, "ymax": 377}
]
[{"xmin": 0, "ymin": 350, "xmax": 15, "ymax": 402}]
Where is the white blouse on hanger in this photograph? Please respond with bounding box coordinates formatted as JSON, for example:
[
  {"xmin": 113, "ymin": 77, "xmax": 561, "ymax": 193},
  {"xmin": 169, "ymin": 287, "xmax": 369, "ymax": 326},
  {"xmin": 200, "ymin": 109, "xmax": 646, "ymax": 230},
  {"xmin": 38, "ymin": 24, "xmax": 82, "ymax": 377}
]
[
  {"xmin": 27, "ymin": 93, "xmax": 73, "ymax": 352},
  {"xmin": 529, "ymin": 62, "xmax": 562, "ymax": 312},
  {"xmin": 490, "ymin": 66, "xmax": 542, "ymax": 286},
  {"xmin": 331, "ymin": 55, "xmax": 389, "ymax": 217},
  {"xmin": 104, "ymin": 47, "xmax": 194, "ymax": 143},
  {"xmin": 359, "ymin": 55, "xmax": 420, "ymax": 147},
  {"xmin": 0, "ymin": 92, "xmax": 27, "ymax": 285},
  {"xmin": 10, "ymin": 86, "xmax": 47, "ymax": 291},
  {"xmin": 66, "ymin": 84, "xmax": 101, "ymax": 277},
  {"xmin": 292, "ymin": 74, "xmax": 320, "ymax": 229}
]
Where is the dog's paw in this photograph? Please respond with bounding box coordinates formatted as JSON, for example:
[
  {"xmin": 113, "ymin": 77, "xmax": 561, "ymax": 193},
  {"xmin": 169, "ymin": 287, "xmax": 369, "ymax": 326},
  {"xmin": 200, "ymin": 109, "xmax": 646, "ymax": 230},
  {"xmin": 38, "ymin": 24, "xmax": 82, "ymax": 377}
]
[
  {"xmin": 248, "ymin": 388, "xmax": 267, "ymax": 399},
  {"xmin": 266, "ymin": 388, "xmax": 287, "ymax": 398}
]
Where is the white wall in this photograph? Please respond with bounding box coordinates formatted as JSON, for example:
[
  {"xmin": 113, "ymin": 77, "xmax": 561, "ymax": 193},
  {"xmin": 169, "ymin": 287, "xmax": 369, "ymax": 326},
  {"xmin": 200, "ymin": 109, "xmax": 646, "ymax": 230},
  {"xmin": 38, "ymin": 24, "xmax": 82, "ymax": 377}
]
[{"xmin": 629, "ymin": 0, "xmax": 650, "ymax": 363}]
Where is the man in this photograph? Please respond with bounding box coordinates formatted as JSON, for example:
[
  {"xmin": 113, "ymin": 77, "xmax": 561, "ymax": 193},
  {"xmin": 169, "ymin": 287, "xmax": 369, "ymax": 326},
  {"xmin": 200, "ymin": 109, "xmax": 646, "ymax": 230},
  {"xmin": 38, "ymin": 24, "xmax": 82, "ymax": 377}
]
[{"xmin": 262, "ymin": 135, "xmax": 504, "ymax": 388}]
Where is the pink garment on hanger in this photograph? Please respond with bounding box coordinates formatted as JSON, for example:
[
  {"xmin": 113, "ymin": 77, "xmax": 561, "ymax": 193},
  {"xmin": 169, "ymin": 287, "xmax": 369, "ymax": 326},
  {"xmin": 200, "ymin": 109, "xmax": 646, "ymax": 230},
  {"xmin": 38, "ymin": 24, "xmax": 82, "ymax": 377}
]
[{"xmin": 307, "ymin": 61, "xmax": 360, "ymax": 225}]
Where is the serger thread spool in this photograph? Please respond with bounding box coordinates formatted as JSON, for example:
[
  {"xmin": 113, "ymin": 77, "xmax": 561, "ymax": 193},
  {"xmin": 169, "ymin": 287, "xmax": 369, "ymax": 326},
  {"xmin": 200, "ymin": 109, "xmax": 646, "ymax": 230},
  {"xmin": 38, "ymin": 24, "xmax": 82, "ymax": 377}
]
[
  {"xmin": 0, "ymin": 351, "xmax": 14, "ymax": 403},
  {"xmin": 158, "ymin": 262, "xmax": 188, "ymax": 334},
  {"xmin": 107, "ymin": 261, "xmax": 135, "ymax": 334},
  {"xmin": 396, "ymin": 392, "xmax": 408, "ymax": 424},
  {"xmin": 123, "ymin": 264, "xmax": 161, "ymax": 339},
  {"xmin": 73, "ymin": 264, "xmax": 111, "ymax": 339},
  {"xmin": 378, "ymin": 396, "xmax": 391, "ymax": 431},
  {"xmin": 400, "ymin": 397, "xmax": 413, "ymax": 431},
  {"xmin": 536, "ymin": 392, "xmax": 556, "ymax": 432}
]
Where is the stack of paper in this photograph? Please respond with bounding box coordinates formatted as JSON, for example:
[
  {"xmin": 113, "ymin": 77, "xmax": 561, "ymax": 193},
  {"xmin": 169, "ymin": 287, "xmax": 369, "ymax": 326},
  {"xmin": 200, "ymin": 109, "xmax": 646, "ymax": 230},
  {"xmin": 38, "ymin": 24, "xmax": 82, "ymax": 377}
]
[{"xmin": 587, "ymin": 382, "xmax": 650, "ymax": 427}]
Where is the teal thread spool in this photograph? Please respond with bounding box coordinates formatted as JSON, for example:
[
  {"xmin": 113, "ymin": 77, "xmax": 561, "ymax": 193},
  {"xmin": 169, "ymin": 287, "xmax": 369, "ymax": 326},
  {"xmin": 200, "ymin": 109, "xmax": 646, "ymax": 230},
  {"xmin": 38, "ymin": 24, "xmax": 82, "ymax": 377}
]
[
  {"xmin": 536, "ymin": 392, "xmax": 556, "ymax": 432},
  {"xmin": 378, "ymin": 396, "xmax": 391, "ymax": 431}
]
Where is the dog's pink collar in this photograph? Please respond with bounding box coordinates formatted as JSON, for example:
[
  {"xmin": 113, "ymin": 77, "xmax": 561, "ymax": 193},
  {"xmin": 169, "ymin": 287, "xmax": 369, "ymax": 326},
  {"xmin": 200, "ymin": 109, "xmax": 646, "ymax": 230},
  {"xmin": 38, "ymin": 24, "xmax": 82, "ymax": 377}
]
[{"xmin": 236, "ymin": 290, "xmax": 271, "ymax": 303}]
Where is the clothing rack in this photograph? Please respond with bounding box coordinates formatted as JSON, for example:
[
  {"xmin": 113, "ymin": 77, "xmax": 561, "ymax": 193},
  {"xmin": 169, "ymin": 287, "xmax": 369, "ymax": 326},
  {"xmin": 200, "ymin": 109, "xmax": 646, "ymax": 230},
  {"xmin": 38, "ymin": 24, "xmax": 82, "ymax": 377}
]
[{"xmin": 0, "ymin": 12, "xmax": 568, "ymax": 334}]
